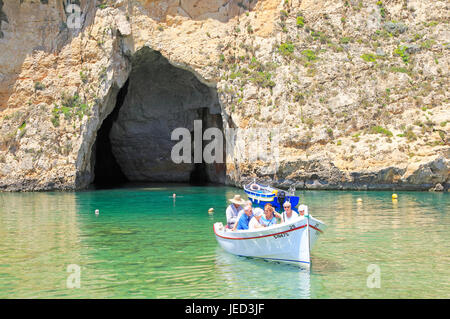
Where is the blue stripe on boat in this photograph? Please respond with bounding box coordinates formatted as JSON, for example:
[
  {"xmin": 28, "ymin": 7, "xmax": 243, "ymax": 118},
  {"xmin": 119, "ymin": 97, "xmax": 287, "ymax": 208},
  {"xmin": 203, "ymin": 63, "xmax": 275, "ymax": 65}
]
[{"xmin": 238, "ymin": 255, "xmax": 310, "ymax": 264}]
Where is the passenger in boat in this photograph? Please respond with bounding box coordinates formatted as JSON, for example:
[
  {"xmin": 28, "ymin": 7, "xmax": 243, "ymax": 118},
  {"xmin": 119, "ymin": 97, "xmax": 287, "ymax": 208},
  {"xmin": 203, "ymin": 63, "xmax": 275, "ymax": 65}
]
[
  {"xmin": 298, "ymin": 204, "xmax": 308, "ymax": 217},
  {"xmin": 231, "ymin": 200, "xmax": 263, "ymax": 231},
  {"xmin": 225, "ymin": 194, "xmax": 246, "ymax": 229},
  {"xmin": 281, "ymin": 202, "xmax": 299, "ymax": 223},
  {"xmin": 248, "ymin": 209, "xmax": 265, "ymax": 230},
  {"xmin": 236, "ymin": 205, "xmax": 254, "ymax": 230},
  {"xmin": 260, "ymin": 203, "xmax": 280, "ymax": 227}
]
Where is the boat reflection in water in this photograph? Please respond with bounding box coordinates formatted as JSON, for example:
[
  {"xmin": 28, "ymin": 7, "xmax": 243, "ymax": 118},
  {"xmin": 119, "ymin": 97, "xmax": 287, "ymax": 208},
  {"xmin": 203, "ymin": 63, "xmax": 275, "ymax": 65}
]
[{"xmin": 214, "ymin": 248, "xmax": 311, "ymax": 299}]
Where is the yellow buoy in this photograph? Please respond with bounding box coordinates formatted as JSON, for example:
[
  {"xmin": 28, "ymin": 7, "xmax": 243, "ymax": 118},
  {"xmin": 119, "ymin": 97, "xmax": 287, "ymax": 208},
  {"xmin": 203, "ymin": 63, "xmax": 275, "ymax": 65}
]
[{"xmin": 392, "ymin": 194, "xmax": 398, "ymax": 200}]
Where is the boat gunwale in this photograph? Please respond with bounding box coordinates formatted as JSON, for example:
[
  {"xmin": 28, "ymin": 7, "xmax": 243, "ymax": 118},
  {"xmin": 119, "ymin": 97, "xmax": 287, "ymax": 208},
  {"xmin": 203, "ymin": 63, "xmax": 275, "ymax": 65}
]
[{"xmin": 244, "ymin": 182, "xmax": 296, "ymax": 197}]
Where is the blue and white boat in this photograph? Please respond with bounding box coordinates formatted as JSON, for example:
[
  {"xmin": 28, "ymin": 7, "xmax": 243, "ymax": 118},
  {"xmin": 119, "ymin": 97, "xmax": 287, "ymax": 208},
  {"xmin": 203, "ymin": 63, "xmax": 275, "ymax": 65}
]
[
  {"xmin": 214, "ymin": 181, "xmax": 325, "ymax": 267},
  {"xmin": 244, "ymin": 181, "xmax": 300, "ymax": 209}
]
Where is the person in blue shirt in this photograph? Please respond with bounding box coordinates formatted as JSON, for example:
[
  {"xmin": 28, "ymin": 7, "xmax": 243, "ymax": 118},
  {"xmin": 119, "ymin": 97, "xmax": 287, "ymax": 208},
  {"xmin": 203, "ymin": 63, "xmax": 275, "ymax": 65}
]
[
  {"xmin": 260, "ymin": 203, "xmax": 280, "ymax": 227},
  {"xmin": 236, "ymin": 205, "xmax": 253, "ymax": 230}
]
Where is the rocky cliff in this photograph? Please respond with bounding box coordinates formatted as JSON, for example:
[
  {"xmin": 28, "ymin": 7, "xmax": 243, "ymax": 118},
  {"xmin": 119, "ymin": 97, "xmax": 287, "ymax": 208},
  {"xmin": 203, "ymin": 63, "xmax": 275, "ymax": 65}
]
[{"xmin": 0, "ymin": 0, "xmax": 448, "ymax": 191}]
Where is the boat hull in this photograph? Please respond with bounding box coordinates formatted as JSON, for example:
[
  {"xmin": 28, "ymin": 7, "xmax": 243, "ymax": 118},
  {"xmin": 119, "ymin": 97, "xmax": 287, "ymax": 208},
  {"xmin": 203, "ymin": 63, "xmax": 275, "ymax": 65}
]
[{"xmin": 214, "ymin": 216, "xmax": 325, "ymax": 267}]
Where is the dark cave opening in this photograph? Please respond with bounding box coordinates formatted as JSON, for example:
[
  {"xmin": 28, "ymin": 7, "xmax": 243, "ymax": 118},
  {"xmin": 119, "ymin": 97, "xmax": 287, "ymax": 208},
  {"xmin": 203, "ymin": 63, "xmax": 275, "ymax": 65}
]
[
  {"xmin": 92, "ymin": 48, "xmax": 225, "ymax": 188},
  {"xmin": 93, "ymin": 80, "xmax": 129, "ymax": 188},
  {"xmin": 189, "ymin": 107, "xmax": 225, "ymax": 186},
  {"xmin": 190, "ymin": 163, "xmax": 208, "ymax": 185}
]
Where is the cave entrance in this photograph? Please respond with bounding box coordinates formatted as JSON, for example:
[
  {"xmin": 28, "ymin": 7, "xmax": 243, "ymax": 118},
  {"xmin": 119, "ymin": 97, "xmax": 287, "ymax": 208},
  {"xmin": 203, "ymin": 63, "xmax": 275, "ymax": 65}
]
[
  {"xmin": 92, "ymin": 80, "xmax": 129, "ymax": 188},
  {"xmin": 92, "ymin": 48, "xmax": 225, "ymax": 188}
]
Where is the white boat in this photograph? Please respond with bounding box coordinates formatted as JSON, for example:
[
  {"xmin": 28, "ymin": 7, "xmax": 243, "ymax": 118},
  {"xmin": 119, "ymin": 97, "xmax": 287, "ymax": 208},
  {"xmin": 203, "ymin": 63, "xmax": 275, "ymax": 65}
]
[{"xmin": 213, "ymin": 215, "xmax": 325, "ymax": 267}]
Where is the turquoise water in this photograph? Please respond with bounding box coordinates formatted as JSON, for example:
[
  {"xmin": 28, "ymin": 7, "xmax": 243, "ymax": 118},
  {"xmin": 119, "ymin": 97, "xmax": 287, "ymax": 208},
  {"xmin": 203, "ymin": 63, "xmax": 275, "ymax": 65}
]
[{"xmin": 0, "ymin": 185, "xmax": 448, "ymax": 298}]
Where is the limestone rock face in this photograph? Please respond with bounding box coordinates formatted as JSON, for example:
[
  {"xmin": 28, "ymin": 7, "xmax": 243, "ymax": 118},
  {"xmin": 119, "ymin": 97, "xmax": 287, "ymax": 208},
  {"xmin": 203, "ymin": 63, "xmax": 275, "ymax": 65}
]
[
  {"xmin": 140, "ymin": 0, "xmax": 258, "ymax": 22},
  {"xmin": 0, "ymin": 0, "xmax": 449, "ymax": 191}
]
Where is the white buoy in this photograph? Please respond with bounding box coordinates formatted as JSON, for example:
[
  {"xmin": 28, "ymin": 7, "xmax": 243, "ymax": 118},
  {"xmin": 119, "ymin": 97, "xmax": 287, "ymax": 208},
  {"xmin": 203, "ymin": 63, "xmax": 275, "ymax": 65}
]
[
  {"xmin": 208, "ymin": 208, "xmax": 214, "ymax": 214},
  {"xmin": 95, "ymin": 209, "xmax": 99, "ymax": 215},
  {"xmin": 357, "ymin": 198, "xmax": 363, "ymax": 203},
  {"xmin": 172, "ymin": 193, "xmax": 176, "ymax": 199}
]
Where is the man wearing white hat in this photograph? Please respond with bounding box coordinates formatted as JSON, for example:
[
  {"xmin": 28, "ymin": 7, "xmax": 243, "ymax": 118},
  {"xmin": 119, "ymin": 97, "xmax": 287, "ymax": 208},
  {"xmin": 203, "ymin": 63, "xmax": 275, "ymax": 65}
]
[
  {"xmin": 281, "ymin": 201, "xmax": 299, "ymax": 223},
  {"xmin": 225, "ymin": 194, "xmax": 246, "ymax": 229},
  {"xmin": 298, "ymin": 204, "xmax": 308, "ymax": 217}
]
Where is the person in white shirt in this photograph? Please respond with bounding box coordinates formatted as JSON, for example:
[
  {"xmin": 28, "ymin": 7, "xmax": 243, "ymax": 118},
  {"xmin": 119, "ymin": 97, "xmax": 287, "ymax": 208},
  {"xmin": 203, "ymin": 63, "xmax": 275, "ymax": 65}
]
[
  {"xmin": 298, "ymin": 204, "xmax": 308, "ymax": 217},
  {"xmin": 248, "ymin": 208, "xmax": 264, "ymax": 230},
  {"xmin": 281, "ymin": 202, "xmax": 299, "ymax": 223},
  {"xmin": 232, "ymin": 200, "xmax": 263, "ymax": 231},
  {"xmin": 225, "ymin": 194, "xmax": 246, "ymax": 229}
]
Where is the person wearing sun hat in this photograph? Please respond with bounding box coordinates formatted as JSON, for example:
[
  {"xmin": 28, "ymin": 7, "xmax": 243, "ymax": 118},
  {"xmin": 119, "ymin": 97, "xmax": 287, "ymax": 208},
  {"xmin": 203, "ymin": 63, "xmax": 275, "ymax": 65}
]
[
  {"xmin": 298, "ymin": 204, "xmax": 309, "ymax": 217},
  {"xmin": 225, "ymin": 194, "xmax": 246, "ymax": 229},
  {"xmin": 248, "ymin": 208, "xmax": 265, "ymax": 230},
  {"xmin": 232, "ymin": 200, "xmax": 267, "ymax": 231},
  {"xmin": 281, "ymin": 201, "xmax": 299, "ymax": 223}
]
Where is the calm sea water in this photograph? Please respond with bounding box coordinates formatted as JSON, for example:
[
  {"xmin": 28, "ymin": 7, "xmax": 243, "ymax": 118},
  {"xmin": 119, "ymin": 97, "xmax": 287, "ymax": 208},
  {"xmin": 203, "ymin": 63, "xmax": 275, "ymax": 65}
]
[{"xmin": 0, "ymin": 185, "xmax": 448, "ymax": 298}]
